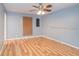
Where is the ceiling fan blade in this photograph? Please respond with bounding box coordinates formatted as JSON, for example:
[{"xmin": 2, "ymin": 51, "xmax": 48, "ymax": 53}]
[
  {"xmin": 46, "ymin": 5, "xmax": 52, "ymax": 8},
  {"xmin": 33, "ymin": 5, "xmax": 39, "ymax": 8},
  {"xmin": 44, "ymin": 9, "xmax": 52, "ymax": 12},
  {"xmin": 39, "ymin": 3, "xmax": 42, "ymax": 5}
]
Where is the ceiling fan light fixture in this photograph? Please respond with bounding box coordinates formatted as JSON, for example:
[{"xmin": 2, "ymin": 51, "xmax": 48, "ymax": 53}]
[
  {"xmin": 37, "ymin": 10, "xmax": 42, "ymax": 15},
  {"xmin": 37, "ymin": 10, "xmax": 45, "ymax": 15},
  {"xmin": 42, "ymin": 11, "xmax": 45, "ymax": 15}
]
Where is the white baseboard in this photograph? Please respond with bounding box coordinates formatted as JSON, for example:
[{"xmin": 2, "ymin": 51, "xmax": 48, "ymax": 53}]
[
  {"xmin": 5, "ymin": 36, "xmax": 42, "ymax": 40},
  {"xmin": 41, "ymin": 35, "xmax": 79, "ymax": 50}
]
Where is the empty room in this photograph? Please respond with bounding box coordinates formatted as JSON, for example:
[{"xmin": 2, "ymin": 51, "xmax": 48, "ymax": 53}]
[{"xmin": 0, "ymin": 3, "xmax": 79, "ymax": 56}]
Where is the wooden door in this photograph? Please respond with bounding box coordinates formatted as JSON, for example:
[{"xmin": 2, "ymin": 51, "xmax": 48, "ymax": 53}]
[{"xmin": 23, "ymin": 16, "xmax": 32, "ymax": 36}]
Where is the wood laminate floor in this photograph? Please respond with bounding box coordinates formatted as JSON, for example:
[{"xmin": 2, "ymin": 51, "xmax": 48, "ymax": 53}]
[{"xmin": 0, "ymin": 37, "xmax": 79, "ymax": 56}]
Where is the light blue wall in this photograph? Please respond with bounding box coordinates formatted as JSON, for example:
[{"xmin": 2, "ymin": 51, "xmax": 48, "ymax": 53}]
[
  {"xmin": 0, "ymin": 4, "xmax": 5, "ymax": 49},
  {"xmin": 6, "ymin": 12, "xmax": 42, "ymax": 39},
  {"xmin": 0, "ymin": 4, "xmax": 5, "ymax": 40},
  {"xmin": 42, "ymin": 4, "xmax": 79, "ymax": 47}
]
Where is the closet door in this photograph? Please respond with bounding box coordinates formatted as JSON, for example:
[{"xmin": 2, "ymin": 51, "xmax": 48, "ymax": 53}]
[{"xmin": 23, "ymin": 16, "xmax": 32, "ymax": 36}]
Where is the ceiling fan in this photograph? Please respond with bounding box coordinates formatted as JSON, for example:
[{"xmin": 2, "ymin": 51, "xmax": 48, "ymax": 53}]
[{"xmin": 29, "ymin": 3, "xmax": 52, "ymax": 15}]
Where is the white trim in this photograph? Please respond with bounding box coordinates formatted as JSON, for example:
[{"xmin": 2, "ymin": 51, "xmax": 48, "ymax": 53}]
[
  {"xmin": 41, "ymin": 35, "xmax": 79, "ymax": 49},
  {"xmin": 6, "ymin": 36, "xmax": 41, "ymax": 40},
  {"xmin": 4, "ymin": 12, "xmax": 7, "ymax": 40}
]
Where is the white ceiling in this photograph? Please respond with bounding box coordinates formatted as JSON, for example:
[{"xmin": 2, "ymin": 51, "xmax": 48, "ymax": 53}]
[{"xmin": 3, "ymin": 3, "xmax": 77, "ymax": 15}]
